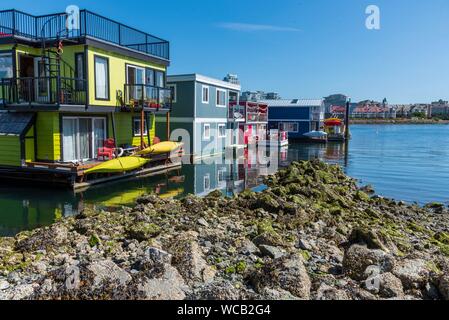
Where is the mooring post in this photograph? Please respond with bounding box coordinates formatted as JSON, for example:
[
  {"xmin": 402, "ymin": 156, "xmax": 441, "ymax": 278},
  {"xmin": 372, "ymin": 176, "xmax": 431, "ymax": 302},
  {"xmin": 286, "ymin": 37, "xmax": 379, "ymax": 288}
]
[{"xmin": 345, "ymin": 98, "xmax": 351, "ymax": 140}]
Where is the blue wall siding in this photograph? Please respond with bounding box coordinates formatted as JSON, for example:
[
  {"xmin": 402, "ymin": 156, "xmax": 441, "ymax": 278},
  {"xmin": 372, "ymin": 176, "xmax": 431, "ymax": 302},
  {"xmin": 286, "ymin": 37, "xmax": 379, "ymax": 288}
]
[
  {"xmin": 194, "ymin": 121, "xmax": 227, "ymax": 158},
  {"xmin": 268, "ymin": 121, "xmax": 310, "ymax": 138},
  {"xmin": 167, "ymin": 80, "xmax": 195, "ymax": 118},
  {"xmin": 195, "ymin": 82, "xmax": 229, "ymax": 119},
  {"xmin": 268, "ymin": 106, "xmax": 310, "ymax": 120}
]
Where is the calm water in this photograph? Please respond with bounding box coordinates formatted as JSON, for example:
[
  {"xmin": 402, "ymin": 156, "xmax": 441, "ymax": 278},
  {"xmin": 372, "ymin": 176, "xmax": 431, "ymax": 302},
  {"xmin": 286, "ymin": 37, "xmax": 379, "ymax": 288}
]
[{"xmin": 1, "ymin": 124, "xmax": 448, "ymax": 236}]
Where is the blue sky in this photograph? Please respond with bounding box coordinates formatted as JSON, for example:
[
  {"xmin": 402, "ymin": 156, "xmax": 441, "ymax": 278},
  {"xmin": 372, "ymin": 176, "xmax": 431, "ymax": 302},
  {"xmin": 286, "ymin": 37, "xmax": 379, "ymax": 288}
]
[{"xmin": 3, "ymin": 0, "xmax": 449, "ymax": 103}]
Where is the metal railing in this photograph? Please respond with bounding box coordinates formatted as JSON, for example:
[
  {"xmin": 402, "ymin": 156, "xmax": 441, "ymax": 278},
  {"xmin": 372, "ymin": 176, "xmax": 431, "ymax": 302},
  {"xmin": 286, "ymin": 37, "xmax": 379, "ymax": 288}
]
[
  {"xmin": 0, "ymin": 9, "xmax": 170, "ymax": 60},
  {"xmin": 1, "ymin": 76, "xmax": 87, "ymax": 106},
  {"xmin": 124, "ymin": 84, "xmax": 172, "ymax": 111}
]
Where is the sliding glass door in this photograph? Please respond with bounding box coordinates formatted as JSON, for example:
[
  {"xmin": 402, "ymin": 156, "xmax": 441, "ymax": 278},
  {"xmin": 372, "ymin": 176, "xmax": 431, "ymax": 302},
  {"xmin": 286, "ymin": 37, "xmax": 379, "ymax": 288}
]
[{"xmin": 62, "ymin": 117, "xmax": 106, "ymax": 162}]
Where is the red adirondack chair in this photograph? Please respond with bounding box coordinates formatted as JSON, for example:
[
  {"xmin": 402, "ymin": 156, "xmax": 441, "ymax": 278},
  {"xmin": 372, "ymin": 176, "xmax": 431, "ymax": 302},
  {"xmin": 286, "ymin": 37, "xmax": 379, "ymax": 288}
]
[{"xmin": 97, "ymin": 138, "xmax": 116, "ymax": 160}]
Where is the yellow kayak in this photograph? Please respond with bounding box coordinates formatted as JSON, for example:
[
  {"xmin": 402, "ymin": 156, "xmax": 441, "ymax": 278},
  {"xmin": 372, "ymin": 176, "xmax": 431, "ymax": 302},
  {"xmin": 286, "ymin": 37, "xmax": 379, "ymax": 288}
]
[
  {"xmin": 136, "ymin": 141, "xmax": 183, "ymax": 156},
  {"xmin": 85, "ymin": 156, "xmax": 150, "ymax": 174}
]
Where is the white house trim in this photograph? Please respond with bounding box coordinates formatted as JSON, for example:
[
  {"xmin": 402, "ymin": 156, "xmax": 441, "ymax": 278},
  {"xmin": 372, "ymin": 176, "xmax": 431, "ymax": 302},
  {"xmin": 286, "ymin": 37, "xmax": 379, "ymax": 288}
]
[{"xmin": 167, "ymin": 74, "xmax": 241, "ymax": 91}]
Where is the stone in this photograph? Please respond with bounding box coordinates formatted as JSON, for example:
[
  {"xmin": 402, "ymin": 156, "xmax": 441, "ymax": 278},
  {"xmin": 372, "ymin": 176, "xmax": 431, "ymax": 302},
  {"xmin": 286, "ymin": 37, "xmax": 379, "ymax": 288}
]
[
  {"xmin": 343, "ymin": 244, "xmax": 395, "ymax": 281},
  {"xmin": 169, "ymin": 231, "xmax": 216, "ymax": 285},
  {"xmin": 297, "ymin": 239, "xmax": 312, "ymax": 251},
  {"xmin": 438, "ymin": 274, "xmax": 449, "ymax": 300},
  {"xmin": 0, "ymin": 280, "xmax": 10, "ymax": 291},
  {"xmin": 135, "ymin": 265, "xmax": 187, "ymax": 300},
  {"xmin": 188, "ymin": 280, "xmax": 241, "ymax": 300},
  {"xmin": 378, "ymin": 273, "xmax": 404, "ymax": 298},
  {"xmin": 258, "ymin": 245, "xmax": 285, "ymax": 259},
  {"xmin": 8, "ymin": 284, "xmax": 37, "ymax": 300},
  {"xmin": 197, "ymin": 218, "xmax": 209, "ymax": 227},
  {"xmin": 392, "ymin": 259, "xmax": 430, "ymax": 289},
  {"xmin": 259, "ymin": 287, "xmax": 300, "ymax": 300},
  {"xmin": 146, "ymin": 247, "xmax": 172, "ymax": 265},
  {"xmin": 252, "ymin": 254, "xmax": 311, "ymax": 299},
  {"xmin": 85, "ymin": 260, "xmax": 132, "ymax": 290},
  {"xmin": 316, "ymin": 284, "xmax": 350, "ymax": 300},
  {"xmin": 239, "ymin": 239, "xmax": 260, "ymax": 255}
]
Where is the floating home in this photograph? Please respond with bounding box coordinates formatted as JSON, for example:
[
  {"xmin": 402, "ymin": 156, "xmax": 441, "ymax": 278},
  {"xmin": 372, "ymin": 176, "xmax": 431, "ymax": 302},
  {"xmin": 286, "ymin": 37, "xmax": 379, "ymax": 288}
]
[
  {"xmin": 229, "ymin": 101, "xmax": 269, "ymax": 146},
  {"xmin": 0, "ymin": 9, "xmax": 176, "ymax": 187},
  {"xmin": 157, "ymin": 74, "xmax": 241, "ymax": 161},
  {"xmin": 265, "ymin": 99, "xmax": 325, "ymax": 140}
]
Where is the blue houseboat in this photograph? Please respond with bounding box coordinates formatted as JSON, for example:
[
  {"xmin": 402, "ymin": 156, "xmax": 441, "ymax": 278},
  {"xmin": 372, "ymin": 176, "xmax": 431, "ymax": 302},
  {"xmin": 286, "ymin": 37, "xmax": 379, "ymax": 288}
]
[
  {"xmin": 264, "ymin": 99, "xmax": 325, "ymax": 140},
  {"xmin": 156, "ymin": 74, "xmax": 241, "ymax": 161}
]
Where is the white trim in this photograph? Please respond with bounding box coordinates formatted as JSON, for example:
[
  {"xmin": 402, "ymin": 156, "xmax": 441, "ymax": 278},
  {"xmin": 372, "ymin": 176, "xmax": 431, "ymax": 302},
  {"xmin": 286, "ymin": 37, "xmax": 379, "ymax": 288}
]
[
  {"xmin": 167, "ymin": 74, "xmax": 241, "ymax": 91},
  {"xmin": 202, "ymin": 85, "xmax": 210, "ymax": 104},
  {"xmin": 203, "ymin": 173, "xmax": 211, "ymax": 192},
  {"xmin": 195, "ymin": 117, "xmax": 228, "ymax": 123},
  {"xmin": 133, "ymin": 117, "xmax": 148, "ymax": 136},
  {"xmin": 216, "ymin": 88, "xmax": 227, "ymax": 108},
  {"xmin": 62, "ymin": 116, "xmax": 107, "ymax": 162},
  {"xmin": 167, "ymin": 83, "xmax": 177, "ymax": 103},
  {"xmin": 203, "ymin": 123, "xmax": 211, "ymax": 141},
  {"xmin": 218, "ymin": 123, "xmax": 226, "ymax": 138}
]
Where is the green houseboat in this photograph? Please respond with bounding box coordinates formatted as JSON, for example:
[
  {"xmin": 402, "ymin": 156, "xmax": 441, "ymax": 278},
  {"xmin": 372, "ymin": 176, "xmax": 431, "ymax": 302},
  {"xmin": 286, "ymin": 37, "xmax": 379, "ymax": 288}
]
[{"xmin": 0, "ymin": 9, "xmax": 174, "ymax": 187}]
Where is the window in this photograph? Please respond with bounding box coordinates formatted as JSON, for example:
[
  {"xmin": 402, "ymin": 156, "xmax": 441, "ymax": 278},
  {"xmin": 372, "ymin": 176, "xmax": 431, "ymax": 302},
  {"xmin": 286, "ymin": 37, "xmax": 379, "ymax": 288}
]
[
  {"xmin": 218, "ymin": 169, "xmax": 226, "ymax": 183},
  {"xmin": 133, "ymin": 117, "xmax": 148, "ymax": 136},
  {"xmin": 0, "ymin": 53, "xmax": 13, "ymax": 79},
  {"xmin": 62, "ymin": 117, "xmax": 106, "ymax": 162},
  {"xmin": 218, "ymin": 124, "xmax": 226, "ymax": 138},
  {"xmin": 127, "ymin": 65, "xmax": 145, "ymax": 100},
  {"xmin": 202, "ymin": 85, "xmax": 209, "ymax": 104},
  {"xmin": 94, "ymin": 55, "xmax": 109, "ymax": 100},
  {"xmin": 155, "ymin": 70, "xmax": 165, "ymax": 88},
  {"xmin": 204, "ymin": 174, "xmax": 211, "ymax": 191},
  {"xmin": 145, "ymin": 68, "xmax": 154, "ymax": 86},
  {"xmin": 279, "ymin": 122, "xmax": 299, "ymax": 133},
  {"xmin": 75, "ymin": 53, "xmax": 85, "ymax": 90},
  {"xmin": 203, "ymin": 124, "xmax": 211, "ymax": 140},
  {"xmin": 216, "ymin": 89, "xmax": 226, "ymax": 107},
  {"xmin": 167, "ymin": 84, "xmax": 177, "ymax": 103}
]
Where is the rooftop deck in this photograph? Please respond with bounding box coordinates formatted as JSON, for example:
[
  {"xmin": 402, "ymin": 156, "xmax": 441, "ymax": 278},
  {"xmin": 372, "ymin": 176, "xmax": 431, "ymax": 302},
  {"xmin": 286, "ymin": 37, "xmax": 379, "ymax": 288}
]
[{"xmin": 0, "ymin": 9, "xmax": 170, "ymax": 61}]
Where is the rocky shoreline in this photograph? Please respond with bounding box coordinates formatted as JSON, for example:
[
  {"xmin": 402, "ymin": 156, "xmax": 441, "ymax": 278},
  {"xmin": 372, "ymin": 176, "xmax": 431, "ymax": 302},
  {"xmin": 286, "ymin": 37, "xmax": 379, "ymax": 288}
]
[{"xmin": 1, "ymin": 160, "xmax": 449, "ymax": 300}]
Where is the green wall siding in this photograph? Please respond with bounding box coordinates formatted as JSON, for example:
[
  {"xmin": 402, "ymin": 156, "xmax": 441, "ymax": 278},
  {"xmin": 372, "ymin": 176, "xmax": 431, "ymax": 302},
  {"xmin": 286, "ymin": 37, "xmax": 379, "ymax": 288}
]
[
  {"xmin": 36, "ymin": 112, "xmax": 60, "ymax": 161},
  {"xmin": 109, "ymin": 112, "xmax": 155, "ymax": 147},
  {"xmin": 0, "ymin": 136, "xmax": 21, "ymax": 166}
]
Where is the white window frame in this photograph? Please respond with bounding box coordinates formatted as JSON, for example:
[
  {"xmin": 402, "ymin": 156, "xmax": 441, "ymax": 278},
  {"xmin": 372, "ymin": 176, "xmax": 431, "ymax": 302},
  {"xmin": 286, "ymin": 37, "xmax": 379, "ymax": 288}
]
[
  {"xmin": 204, "ymin": 173, "xmax": 211, "ymax": 191},
  {"xmin": 216, "ymin": 88, "xmax": 227, "ymax": 108},
  {"xmin": 133, "ymin": 117, "xmax": 148, "ymax": 137},
  {"xmin": 0, "ymin": 53, "xmax": 14, "ymax": 79},
  {"xmin": 217, "ymin": 168, "xmax": 226, "ymax": 183},
  {"xmin": 279, "ymin": 122, "xmax": 299, "ymax": 133},
  {"xmin": 203, "ymin": 123, "xmax": 211, "ymax": 141},
  {"xmin": 202, "ymin": 85, "xmax": 209, "ymax": 104},
  {"xmin": 218, "ymin": 124, "xmax": 226, "ymax": 138},
  {"xmin": 94, "ymin": 55, "xmax": 109, "ymax": 100},
  {"xmin": 62, "ymin": 116, "xmax": 107, "ymax": 162},
  {"xmin": 168, "ymin": 84, "xmax": 177, "ymax": 103}
]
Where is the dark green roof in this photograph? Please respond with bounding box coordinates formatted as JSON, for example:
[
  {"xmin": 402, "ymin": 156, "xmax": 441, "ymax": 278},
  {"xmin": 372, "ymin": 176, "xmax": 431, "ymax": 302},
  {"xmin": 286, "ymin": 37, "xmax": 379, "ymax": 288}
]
[{"xmin": 0, "ymin": 112, "xmax": 35, "ymax": 136}]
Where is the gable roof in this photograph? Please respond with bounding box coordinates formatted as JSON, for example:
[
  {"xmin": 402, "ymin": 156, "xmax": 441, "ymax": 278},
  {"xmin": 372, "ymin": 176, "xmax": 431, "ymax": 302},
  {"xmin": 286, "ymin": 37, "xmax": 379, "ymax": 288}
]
[
  {"xmin": 259, "ymin": 99, "xmax": 323, "ymax": 107},
  {"xmin": 0, "ymin": 112, "xmax": 35, "ymax": 136}
]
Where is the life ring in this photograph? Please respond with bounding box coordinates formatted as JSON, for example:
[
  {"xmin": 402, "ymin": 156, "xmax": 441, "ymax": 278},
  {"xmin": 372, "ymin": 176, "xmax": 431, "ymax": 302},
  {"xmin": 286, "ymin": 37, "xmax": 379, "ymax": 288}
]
[{"xmin": 116, "ymin": 148, "xmax": 124, "ymax": 157}]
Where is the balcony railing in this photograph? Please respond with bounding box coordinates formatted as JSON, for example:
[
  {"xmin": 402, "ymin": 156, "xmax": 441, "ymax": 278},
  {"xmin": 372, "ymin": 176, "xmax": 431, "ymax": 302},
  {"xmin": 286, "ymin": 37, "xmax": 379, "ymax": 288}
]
[
  {"xmin": 0, "ymin": 9, "xmax": 170, "ymax": 61},
  {"xmin": 124, "ymin": 84, "xmax": 172, "ymax": 111},
  {"xmin": 1, "ymin": 77, "xmax": 87, "ymax": 106}
]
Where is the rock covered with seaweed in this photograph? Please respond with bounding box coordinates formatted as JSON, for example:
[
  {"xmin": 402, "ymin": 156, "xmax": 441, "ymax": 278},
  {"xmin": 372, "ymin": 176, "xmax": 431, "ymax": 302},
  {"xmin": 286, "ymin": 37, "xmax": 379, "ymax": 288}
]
[{"xmin": 1, "ymin": 160, "xmax": 449, "ymax": 300}]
